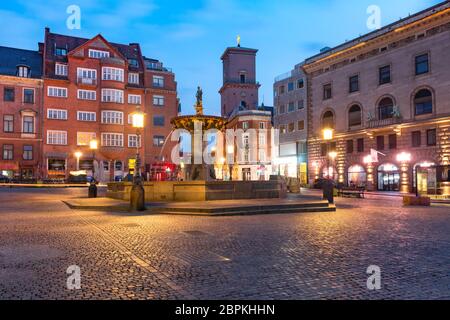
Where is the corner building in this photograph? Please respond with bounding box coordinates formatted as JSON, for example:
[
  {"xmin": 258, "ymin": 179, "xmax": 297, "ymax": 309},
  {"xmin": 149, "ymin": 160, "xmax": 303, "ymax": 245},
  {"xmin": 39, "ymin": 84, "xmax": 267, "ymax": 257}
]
[{"xmin": 304, "ymin": 2, "xmax": 450, "ymax": 192}]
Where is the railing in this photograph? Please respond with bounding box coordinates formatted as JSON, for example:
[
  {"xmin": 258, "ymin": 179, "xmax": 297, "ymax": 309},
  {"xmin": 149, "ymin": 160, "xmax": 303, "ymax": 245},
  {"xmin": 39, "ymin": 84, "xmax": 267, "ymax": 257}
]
[
  {"xmin": 77, "ymin": 77, "xmax": 97, "ymax": 86},
  {"xmin": 274, "ymin": 71, "xmax": 293, "ymax": 82},
  {"xmin": 367, "ymin": 117, "xmax": 402, "ymax": 128},
  {"xmin": 146, "ymin": 62, "xmax": 173, "ymax": 73}
]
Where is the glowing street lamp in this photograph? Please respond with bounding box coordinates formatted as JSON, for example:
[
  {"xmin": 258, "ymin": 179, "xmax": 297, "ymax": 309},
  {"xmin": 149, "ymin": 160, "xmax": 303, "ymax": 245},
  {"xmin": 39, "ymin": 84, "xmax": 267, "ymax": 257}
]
[
  {"xmin": 74, "ymin": 151, "xmax": 82, "ymax": 170},
  {"xmin": 328, "ymin": 151, "xmax": 338, "ymax": 160},
  {"xmin": 323, "ymin": 128, "xmax": 334, "ymax": 141},
  {"xmin": 130, "ymin": 106, "xmax": 146, "ymax": 211},
  {"xmin": 397, "ymin": 152, "xmax": 411, "ymax": 163}
]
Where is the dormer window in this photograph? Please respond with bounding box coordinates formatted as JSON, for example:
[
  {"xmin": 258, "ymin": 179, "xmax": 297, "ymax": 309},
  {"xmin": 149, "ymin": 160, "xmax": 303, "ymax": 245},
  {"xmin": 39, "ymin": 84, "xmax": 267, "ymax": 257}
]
[
  {"xmin": 17, "ymin": 66, "xmax": 30, "ymax": 78},
  {"xmin": 55, "ymin": 47, "xmax": 67, "ymax": 56},
  {"xmin": 128, "ymin": 59, "xmax": 139, "ymax": 67}
]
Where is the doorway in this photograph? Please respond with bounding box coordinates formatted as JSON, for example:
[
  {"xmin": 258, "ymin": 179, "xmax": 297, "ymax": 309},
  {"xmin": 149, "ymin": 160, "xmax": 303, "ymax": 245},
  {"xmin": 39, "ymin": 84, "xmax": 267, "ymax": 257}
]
[
  {"xmin": 242, "ymin": 168, "xmax": 251, "ymax": 181},
  {"xmin": 377, "ymin": 163, "xmax": 400, "ymax": 191}
]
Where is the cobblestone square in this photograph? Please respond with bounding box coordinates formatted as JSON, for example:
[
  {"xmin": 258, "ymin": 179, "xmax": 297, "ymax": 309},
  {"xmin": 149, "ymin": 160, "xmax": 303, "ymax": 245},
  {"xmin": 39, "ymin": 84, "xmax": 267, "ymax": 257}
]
[{"xmin": 0, "ymin": 188, "xmax": 449, "ymax": 300}]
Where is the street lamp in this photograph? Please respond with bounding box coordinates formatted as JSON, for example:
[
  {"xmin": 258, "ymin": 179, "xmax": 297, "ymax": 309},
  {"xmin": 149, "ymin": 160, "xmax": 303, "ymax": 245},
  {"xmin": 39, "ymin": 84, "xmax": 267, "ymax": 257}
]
[
  {"xmin": 74, "ymin": 151, "xmax": 82, "ymax": 171},
  {"xmin": 130, "ymin": 107, "xmax": 146, "ymax": 211},
  {"xmin": 88, "ymin": 139, "xmax": 98, "ymax": 198}
]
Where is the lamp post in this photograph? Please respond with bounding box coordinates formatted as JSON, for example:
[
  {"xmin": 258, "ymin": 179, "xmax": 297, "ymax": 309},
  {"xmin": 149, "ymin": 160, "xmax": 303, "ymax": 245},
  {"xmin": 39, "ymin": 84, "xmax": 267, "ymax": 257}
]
[
  {"xmin": 88, "ymin": 139, "xmax": 98, "ymax": 198},
  {"xmin": 130, "ymin": 107, "xmax": 146, "ymax": 211},
  {"xmin": 74, "ymin": 151, "xmax": 82, "ymax": 171},
  {"xmin": 227, "ymin": 145, "xmax": 234, "ymax": 181},
  {"xmin": 322, "ymin": 128, "xmax": 334, "ymax": 204}
]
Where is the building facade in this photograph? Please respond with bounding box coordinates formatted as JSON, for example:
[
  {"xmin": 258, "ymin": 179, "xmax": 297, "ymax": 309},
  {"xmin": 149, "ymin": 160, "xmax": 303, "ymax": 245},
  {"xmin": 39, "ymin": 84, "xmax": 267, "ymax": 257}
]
[
  {"xmin": 303, "ymin": 2, "xmax": 450, "ymax": 192},
  {"xmin": 0, "ymin": 46, "xmax": 43, "ymax": 181},
  {"xmin": 220, "ymin": 44, "xmax": 274, "ymax": 181},
  {"xmin": 41, "ymin": 28, "xmax": 178, "ymax": 182},
  {"xmin": 273, "ymin": 63, "xmax": 308, "ymax": 184}
]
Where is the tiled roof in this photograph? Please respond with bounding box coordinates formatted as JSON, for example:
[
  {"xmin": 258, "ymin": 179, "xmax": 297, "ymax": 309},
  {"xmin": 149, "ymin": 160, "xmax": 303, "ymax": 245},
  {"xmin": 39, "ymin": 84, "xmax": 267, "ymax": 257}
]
[{"xmin": 0, "ymin": 46, "xmax": 42, "ymax": 78}]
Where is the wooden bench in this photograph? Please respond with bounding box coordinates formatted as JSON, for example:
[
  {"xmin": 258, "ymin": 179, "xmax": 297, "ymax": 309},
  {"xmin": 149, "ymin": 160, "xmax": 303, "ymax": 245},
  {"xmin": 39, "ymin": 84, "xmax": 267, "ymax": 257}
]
[{"xmin": 338, "ymin": 187, "xmax": 365, "ymax": 198}]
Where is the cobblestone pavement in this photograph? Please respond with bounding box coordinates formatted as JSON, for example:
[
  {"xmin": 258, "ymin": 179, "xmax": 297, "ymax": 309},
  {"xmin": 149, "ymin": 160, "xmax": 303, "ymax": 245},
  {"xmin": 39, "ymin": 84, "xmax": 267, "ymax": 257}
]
[{"xmin": 0, "ymin": 188, "xmax": 449, "ymax": 300}]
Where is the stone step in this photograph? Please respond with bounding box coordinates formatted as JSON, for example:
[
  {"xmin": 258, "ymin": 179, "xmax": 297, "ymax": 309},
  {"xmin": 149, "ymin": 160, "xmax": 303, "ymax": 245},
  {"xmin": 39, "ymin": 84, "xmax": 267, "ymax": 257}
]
[{"xmin": 154, "ymin": 205, "xmax": 336, "ymax": 216}]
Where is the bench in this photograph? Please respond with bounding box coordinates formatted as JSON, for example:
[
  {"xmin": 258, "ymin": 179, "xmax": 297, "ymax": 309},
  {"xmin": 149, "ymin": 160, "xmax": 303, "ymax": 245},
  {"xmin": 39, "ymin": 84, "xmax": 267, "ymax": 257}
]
[{"xmin": 338, "ymin": 187, "xmax": 365, "ymax": 199}]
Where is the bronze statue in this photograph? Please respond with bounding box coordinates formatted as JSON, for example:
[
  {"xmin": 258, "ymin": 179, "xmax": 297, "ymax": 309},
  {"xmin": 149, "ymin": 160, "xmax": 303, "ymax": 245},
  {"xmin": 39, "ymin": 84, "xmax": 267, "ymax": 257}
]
[{"xmin": 195, "ymin": 86, "xmax": 203, "ymax": 115}]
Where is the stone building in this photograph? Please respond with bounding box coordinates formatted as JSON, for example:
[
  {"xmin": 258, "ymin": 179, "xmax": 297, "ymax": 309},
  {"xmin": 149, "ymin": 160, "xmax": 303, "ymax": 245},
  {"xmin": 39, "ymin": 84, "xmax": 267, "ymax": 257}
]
[
  {"xmin": 303, "ymin": 2, "xmax": 450, "ymax": 192},
  {"xmin": 273, "ymin": 63, "xmax": 308, "ymax": 184},
  {"xmin": 0, "ymin": 46, "xmax": 43, "ymax": 181}
]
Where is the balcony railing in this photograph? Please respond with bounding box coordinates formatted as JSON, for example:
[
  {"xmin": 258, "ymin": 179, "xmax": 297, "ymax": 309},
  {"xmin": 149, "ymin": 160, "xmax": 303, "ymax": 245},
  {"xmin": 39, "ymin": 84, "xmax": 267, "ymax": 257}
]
[
  {"xmin": 77, "ymin": 77, "xmax": 97, "ymax": 86},
  {"xmin": 367, "ymin": 117, "xmax": 402, "ymax": 128}
]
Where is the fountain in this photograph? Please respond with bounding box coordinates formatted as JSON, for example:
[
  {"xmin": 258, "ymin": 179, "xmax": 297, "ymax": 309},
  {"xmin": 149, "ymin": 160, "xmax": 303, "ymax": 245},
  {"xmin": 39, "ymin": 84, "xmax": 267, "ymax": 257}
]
[{"xmin": 171, "ymin": 86, "xmax": 227, "ymax": 181}]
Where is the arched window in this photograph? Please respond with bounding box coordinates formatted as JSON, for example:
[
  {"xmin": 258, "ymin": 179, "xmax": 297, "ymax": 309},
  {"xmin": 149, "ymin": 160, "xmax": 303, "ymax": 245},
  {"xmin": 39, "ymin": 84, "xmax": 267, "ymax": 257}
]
[
  {"xmin": 322, "ymin": 110, "xmax": 334, "ymax": 129},
  {"xmin": 348, "ymin": 104, "xmax": 362, "ymax": 127},
  {"xmin": 414, "ymin": 89, "xmax": 433, "ymax": 116},
  {"xmin": 378, "ymin": 97, "xmax": 394, "ymax": 120}
]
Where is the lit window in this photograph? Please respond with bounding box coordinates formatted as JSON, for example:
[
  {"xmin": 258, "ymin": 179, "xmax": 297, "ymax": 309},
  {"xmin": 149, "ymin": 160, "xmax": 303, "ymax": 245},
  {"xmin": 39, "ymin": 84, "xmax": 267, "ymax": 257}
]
[{"xmin": 77, "ymin": 132, "xmax": 96, "ymax": 146}]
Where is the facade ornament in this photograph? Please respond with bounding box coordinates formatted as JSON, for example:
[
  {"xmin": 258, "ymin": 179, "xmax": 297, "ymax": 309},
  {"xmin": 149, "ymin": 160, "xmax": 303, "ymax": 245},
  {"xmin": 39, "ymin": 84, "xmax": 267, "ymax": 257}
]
[{"xmin": 367, "ymin": 111, "xmax": 375, "ymax": 121}]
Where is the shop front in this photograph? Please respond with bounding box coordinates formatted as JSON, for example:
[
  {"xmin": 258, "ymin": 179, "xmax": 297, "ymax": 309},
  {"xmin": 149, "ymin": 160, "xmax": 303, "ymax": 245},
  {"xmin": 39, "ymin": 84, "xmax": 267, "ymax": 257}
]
[
  {"xmin": 377, "ymin": 163, "xmax": 400, "ymax": 191},
  {"xmin": 347, "ymin": 164, "xmax": 367, "ymax": 188},
  {"xmin": 416, "ymin": 164, "xmax": 450, "ymax": 198}
]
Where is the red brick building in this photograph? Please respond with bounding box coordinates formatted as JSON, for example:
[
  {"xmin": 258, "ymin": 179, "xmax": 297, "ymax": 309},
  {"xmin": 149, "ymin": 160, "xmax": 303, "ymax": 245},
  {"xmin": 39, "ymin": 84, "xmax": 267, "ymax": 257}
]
[
  {"xmin": 41, "ymin": 28, "xmax": 178, "ymax": 181},
  {"xmin": 0, "ymin": 46, "xmax": 43, "ymax": 181}
]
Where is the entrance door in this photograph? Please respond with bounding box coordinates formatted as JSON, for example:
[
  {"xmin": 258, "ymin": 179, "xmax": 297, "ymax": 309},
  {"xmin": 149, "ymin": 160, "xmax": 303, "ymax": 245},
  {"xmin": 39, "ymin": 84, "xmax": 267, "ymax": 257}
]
[
  {"xmin": 377, "ymin": 163, "xmax": 400, "ymax": 191},
  {"xmin": 242, "ymin": 168, "xmax": 251, "ymax": 181}
]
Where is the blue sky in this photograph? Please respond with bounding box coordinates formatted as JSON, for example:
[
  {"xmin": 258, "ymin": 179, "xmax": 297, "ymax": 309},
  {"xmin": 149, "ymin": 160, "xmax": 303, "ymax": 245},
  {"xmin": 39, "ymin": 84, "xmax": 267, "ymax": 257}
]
[{"xmin": 0, "ymin": 0, "xmax": 441, "ymax": 115}]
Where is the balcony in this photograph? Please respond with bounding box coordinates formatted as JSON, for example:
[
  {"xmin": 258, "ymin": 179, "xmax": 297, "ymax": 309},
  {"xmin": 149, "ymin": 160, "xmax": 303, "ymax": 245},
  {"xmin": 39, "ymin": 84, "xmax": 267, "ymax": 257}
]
[
  {"xmin": 77, "ymin": 77, "xmax": 98, "ymax": 86},
  {"xmin": 367, "ymin": 117, "xmax": 402, "ymax": 128}
]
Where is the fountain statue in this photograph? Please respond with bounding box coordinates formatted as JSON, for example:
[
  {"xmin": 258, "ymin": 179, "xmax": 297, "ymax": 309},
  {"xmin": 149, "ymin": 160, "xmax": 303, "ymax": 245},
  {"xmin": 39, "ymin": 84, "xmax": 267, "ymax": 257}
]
[{"xmin": 171, "ymin": 87, "xmax": 227, "ymax": 181}]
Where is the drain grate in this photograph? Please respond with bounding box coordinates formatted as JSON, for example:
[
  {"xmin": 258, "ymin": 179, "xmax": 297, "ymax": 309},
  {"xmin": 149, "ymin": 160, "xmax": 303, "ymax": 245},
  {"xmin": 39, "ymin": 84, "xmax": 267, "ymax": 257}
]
[{"xmin": 183, "ymin": 230, "xmax": 209, "ymax": 236}]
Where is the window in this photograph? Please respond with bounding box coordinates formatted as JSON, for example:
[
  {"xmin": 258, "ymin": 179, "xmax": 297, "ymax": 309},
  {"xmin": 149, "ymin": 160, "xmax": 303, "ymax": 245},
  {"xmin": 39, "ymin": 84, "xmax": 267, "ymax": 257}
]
[
  {"xmin": 47, "ymin": 130, "xmax": 67, "ymax": 145},
  {"xmin": 102, "ymin": 67, "xmax": 124, "ymax": 82},
  {"xmin": 259, "ymin": 122, "xmax": 265, "ymax": 129},
  {"xmin": 77, "ymin": 111, "xmax": 96, "ymax": 122},
  {"xmin": 77, "ymin": 68, "xmax": 97, "ymax": 82},
  {"xmin": 153, "ymin": 135, "xmax": 165, "ymax": 147},
  {"xmin": 101, "ymin": 111, "xmax": 123, "ymax": 124},
  {"xmin": 357, "ymin": 138, "xmax": 364, "ymax": 153},
  {"xmin": 128, "ymin": 134, "xmax": 141, "ymax": 148},
  {"xmin": 23, "ymin": 89, "xmax": 35, "ymax": 103},
  {"xmin": 298, "ymin": 120, "xmax": 305, "ymax": 131},
  {"xmin": 297, "ymin": 79, "xmax": 304, "ymax": 89},
  {"xmin": 23, "ymin": 116, "xmax": 34, "ymax": 133},
  {"xmin": 378, "ymin": 97, "xmax": 394, "ymax": 120},
  {"xmin": 128, "ymin": 59, "xmax": 139, "ymax": 67},
  {"xmin": 103, "ymin": 161, "xmax": 110, "ymax": 171},
  {"xmin": 258, "ymin": 149, "xmax": 266, "ymax": 162},
  {"xmin": 323, "ymin": 83, "xmax": 332, "ymax": 100},
  {"xmin": 101, "ymin": 133, "xmax": 123, "ymax": 147},
  {"xmin": 379, "ymin": 65, "xmax": 391, "ymax": 85},
  {"xmin": 55, "ymin": 63, "xmax": 68, "ymax": 76},
  {"xmin": 376, "ymin": 136, "xmax": 385, "ymax": 150},
  {"xmin": 412, "ymin": 131, "xmax": 421, "ymax": 147},
  {"xmin": 242, "ymin": 121, "xmax": 249, "ymax": 130},
  {"xmin": 388, "ymin": 134, "xmax": 397, "ymax": 149},
  {"xmin": 77, "ymin": 90, "xmax": 96, "ymax": 101},
  {"xmin": 279, "ymin": 105, "xmax": 286, "ymax": 114},
  {"xmin": 279, "ymin": 125, "xmax": 286, "ymax": 134},
  {"xmin": 3, "ymin": 115, "xmax": 13, "ymax": 132},
  {"xmin": 77, "ymin": 132, "xmax": 96, "ymax": 146},
  {"xmin": 322, "ymin": 111, "xmax": 334, "ymax": 129},
  {"xmin": 101, "ymin": 89, "xmax": 124, "ymax": 104},
  {"xmin": 55, "ymin": 47, "xmax": 67, "ymax": 56},
  {"xmin": 47, "ymin": 109, "xmax": 67, "ymax": 120},
  {"xmin": 153, "ymin": 95, "xmax": 165, "ymax": 106},
  {"xmin": 427, "ymin": 129, "xmax": 436, "ymax": 146},
  {"xmin": 258, "ymin": 133, "xmax": 266, "ymax": 146},
  {"xmin": 153, "ymin": 116, "xmax": 165, "ymax": 126},
  {"xmin": 129, "ymin": 73, "xmax": 139, "ymax": 84},
  {"xmin": 128, "ymin": 94, "xmax": 142, "ymax": 105},
  {"xmin": 415, "ymin": 54, "xmax": 429, "ymax": 75},
  {"xmin": 152, "ymin": 75, "xmax": 164, "ymax": 87},
  {"xmin": 346, "ymin": 140, "xmax": 354, "ymax": 154},
  {"xmin": 23, "ymin": 145, "xmax": 33, "ymax": 160},
  {"xmin": 3, "ymin": 145, "xmax": 13, "ymax": 160},
  {"xmin": 288, "ymin": 102, "xmax": 295, "ymax": 112},
  {"xmin": 279, "ymin": 86, "xmax": 285, "ymax": 95},
  {"xmin": 321, "ymin": 143, "xmax": 327, "ymax": 157},
  {"xmin": 288, "ymin": 82, "xmax": 294, "ymax": 92},
  {"xmin": 349, "ymin": 75, "xmax": 359, "ymax": 93},
  {"xmin": 298, "ymin": 100, "xmax": 304, "ymax": 110},
  {"xmin": 47, "ymin": 87, "xmax": 67, "ymax": 98},
  {"xmin": 88, "ymin": 49, "xmax": 110, "ymax": 59},
  {"xmin": 414, "ymin": 89, "xmax": 433, "ymax": 116},
  {"xmin": 4, "ymin": 88, "xmax": 14, "ymax": 102},
  {"xmin": 115, "ymin": 161, "xmax": 123, "ymax": 171},
  {"xmin": 348, "ymin": 104, "xmax": 362, "ymax": 127},
  {"xmin": 17, "ymin": 66, "xmax": 30, "ymax": 78},
  {"xmin": 288, "ymin": 123, "xmax": 295, "ymax": 133}
]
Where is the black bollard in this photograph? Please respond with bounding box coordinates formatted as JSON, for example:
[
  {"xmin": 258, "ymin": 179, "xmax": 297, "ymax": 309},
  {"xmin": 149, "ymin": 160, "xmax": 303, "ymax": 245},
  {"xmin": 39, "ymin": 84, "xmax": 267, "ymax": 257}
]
[
  {"xmin": 88, "ymin": 181, "xmax": 97, "ymax": 198},
  {"xmin": 322, "ymin": 179, "xmax": 334, "ymax": 204}
]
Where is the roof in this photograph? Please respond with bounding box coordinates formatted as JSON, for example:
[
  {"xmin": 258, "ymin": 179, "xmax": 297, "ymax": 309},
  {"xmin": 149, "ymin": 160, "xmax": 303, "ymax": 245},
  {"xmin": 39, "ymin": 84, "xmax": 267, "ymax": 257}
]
[
  {"xmin": 0, "ymin": 46, "xmax": 42, "ymax": 78},
  {"xmin": 305, "ymin": 1, "xmax": 450, "ymax": 65}
]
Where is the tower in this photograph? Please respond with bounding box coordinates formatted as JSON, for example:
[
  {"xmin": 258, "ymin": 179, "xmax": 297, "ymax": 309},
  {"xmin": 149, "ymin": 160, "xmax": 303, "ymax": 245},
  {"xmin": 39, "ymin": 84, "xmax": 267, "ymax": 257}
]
[{"xmin": 219, "ymin": 41, "xmax": 260, "ymax": 117}]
